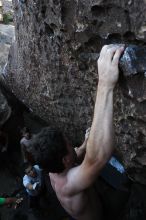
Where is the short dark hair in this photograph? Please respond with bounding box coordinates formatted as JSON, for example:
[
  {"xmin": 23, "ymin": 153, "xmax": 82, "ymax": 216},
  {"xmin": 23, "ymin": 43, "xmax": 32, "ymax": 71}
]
[
  {"xmin": 23, "ymin": 162, "xmax": 32, "ymax": 173},
  {"xmin": 20, "ymin": 127, "xmax": 30, "ymax": 136},
  {"xmin": 30, "ymin": 127, "xmax": 68, "ymax": 173}
]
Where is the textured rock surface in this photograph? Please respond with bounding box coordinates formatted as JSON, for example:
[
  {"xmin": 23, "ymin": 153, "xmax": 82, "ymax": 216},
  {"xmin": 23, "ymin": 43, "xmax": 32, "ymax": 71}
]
[
  {"xmin": 0, "ymin": 22, "xmax": 14, "ymax": 126},
  {"xmin": 119, "ymin": 45, "xmax": 146, "ymax": 76},
  {"xmin": 2, "ymin": 0, "xmax": 13, "ymax": 14},
  {"xmin": 0, "ymin": 23, "xmax": 15, "ymax": 75},
  {"xmin": 3, "ymin": 0, "xmax": 146, "ymax": 184}
]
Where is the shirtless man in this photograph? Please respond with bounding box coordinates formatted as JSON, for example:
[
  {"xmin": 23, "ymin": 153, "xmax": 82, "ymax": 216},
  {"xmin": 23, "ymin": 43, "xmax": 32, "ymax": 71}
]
[
  {"xmin": 30, "ymin": 44, "xmax": 124, "ymax": 220},
  {"xmin": 20, "ymin": 127, "xmax": 33, "ymax": 163}
]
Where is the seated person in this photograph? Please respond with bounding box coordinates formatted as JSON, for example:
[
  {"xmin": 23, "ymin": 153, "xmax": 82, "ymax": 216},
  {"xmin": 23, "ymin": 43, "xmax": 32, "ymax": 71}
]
[{"xmin": 23, "ymin": 163, "xmax": 43, "ymax": 209}]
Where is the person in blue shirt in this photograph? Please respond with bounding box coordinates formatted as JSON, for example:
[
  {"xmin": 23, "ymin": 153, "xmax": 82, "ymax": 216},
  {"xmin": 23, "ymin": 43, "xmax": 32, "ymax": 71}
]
[{"xmin": 23, "ymin": 163, "xmax": 43, "ymax": 209}]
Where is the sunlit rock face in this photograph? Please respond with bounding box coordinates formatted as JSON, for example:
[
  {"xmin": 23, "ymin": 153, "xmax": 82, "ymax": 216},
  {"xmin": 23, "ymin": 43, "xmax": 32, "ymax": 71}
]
[
  {"xmin": 0, "ymin": 23, "xmax": 15, "ymax": 75},
  {"xmin": 4, "ymin": 0, "xmax": 146, "ymax": 184}
]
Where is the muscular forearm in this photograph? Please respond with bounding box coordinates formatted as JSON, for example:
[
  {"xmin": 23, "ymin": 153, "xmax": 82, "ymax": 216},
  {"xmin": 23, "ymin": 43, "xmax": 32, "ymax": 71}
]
[
  {"xmin": 86, "ymin": 83, "xmax": 114, "ymax": 165},
  {"xmin": 85, "ymin": 44, "xmax": 125, "ymax": 167}
]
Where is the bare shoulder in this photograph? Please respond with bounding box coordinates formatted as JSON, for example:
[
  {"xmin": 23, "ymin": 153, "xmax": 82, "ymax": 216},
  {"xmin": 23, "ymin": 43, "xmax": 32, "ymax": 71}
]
[
  {"xmin": 50, "ymin": 159, "xmax": 101, "ymax": 196},
  {"xmin": 62, "ymin": 166, "xmax": 84, "ymax": 195},
  {"xmin": 49, "ymin": 166, "xmax": 80, "ymax": 195},
  {"xmin": 49, "ymin": 172, "xmax": 67, "ymax": 192}
]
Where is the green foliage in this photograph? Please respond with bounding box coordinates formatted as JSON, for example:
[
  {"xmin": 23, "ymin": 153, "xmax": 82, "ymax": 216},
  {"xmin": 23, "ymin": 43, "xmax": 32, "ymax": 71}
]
[{"xmin": 3, "ymin": 13, "xmax": 13, "ymax": 24}]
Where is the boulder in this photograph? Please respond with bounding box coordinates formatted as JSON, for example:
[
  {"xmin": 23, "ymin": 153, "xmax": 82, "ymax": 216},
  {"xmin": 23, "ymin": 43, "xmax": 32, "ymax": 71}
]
[
  {"xmin": 0, "ymin": 23, "xmax": 15, "ymax": 76},
  {"xmin": 3, "ymin": 0, "xmax": 146, "ymax": 184},
  {"xmin": 2, "ymin": 0, "xmax": 13, "ymax": 15}
]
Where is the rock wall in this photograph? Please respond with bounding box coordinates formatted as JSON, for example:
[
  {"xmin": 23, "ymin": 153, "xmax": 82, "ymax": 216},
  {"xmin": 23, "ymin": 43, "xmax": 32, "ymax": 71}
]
[
  {"xmin": 2, "ymin": 0, "xmax": 13, "ymax": 14},
  {"xmin": 0, "ymin": 23, "xmax": 15, "ymax": 75},
  {"xmin": 3, "ymin": 0, "xmax": 146, "ymax": 184}
]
